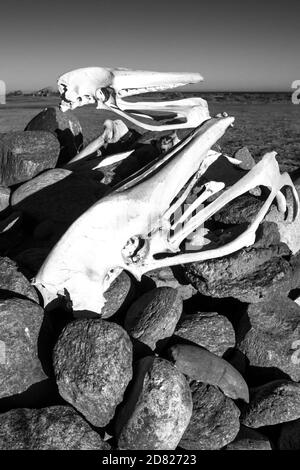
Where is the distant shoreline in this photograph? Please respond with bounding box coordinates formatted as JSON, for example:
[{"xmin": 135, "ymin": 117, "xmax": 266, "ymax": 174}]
[
  {"xmin": 135, "ymin": 91, "xmax": 294, "ymax": 104},
  {"xmin": 1, "ymin": 91, "xmax": 294, "ymax": 108}
]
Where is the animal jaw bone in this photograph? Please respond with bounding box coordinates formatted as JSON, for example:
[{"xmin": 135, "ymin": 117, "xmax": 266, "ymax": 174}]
[
  {"xmin": 66, "ymin": 119, "xmax": 129, "ymax": 165},
  {"xmin": 32, "ymin": 116, "xmax": 299, "ymax": 315},
  {"xmin": 57, "ymin": 67, "xmax": 209, "ymax": 131}
]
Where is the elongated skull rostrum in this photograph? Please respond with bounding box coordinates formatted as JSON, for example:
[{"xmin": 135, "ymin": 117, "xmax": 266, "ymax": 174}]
[
  {"xmin": 57, "ymin": 67, "xmax": 209, "ymax": 131},
  {"xmin": 32, "ymin": 99, "xmax": 299, "ymax": 315}
]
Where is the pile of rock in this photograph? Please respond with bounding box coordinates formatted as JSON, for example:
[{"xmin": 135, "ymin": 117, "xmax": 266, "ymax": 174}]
[{"xmin": 0, "ymin": 107, "xmax": 299, "ymax": 450}]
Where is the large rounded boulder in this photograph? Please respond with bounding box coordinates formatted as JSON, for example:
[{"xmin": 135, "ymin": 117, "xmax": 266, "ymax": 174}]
[
  {"xmin": 0, "ymin": 298, "xmax": 46, "ymax": 398},
  {"xmin": 53, "ymin": 319, "xmax": 133, "ymax": 427},
  {"xmin": 117, "ymin": 357, "xmax": 192, "ymax": 450},
  {"xmin": 25, "ymin": 107, "xmax": 83, "ymax": 165}
]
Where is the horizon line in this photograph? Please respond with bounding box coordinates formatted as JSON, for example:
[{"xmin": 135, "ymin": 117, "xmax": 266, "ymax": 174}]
[{"xmin": 6, "ymin": 89, "xmax": 293, "ymax": 94}]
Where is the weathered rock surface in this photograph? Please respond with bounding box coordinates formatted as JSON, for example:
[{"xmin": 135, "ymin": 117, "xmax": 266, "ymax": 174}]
[
  {"xmin": 124, "ymin": 287, "xmax": 182, "ymax": 350},
  {"xmin": 0, "ymin": 256, "xmax": 39, "ymax": 302},
  {"xmin": 237, "ymin": 296, "xmax": 300, "ymax": 381},
  {"xmin": 175, "ymin": 312, "xmax": 235, "ymax": 356},
  {"xmin": 213, "ymin": 193, "xmax": 264, "ymax": 225},
  {"xmin": 234, "ymin": 147, "xmax": 256, "ymax": 170},
  {"xmin": 117, "ymin": 357, "xmax": 192, "ymax": 450},
  {"xmin": 226, "ymin": 425, "xmax": 272, "ymax": 450},
  {"xmin": 169, "ymin": 343, "xmax": 249, "ymax": 402},
  {"xmin": 0, "ymin": 131, "xmax": 60, "ymax": 186},
  {"xmin": 0, "ymin": 298, "xmax": 46, "ymax": 398},
  {"xmin": 212, "ymin": 181, "xmax": 300, "ymax": 255},
  {"xmin": 278, "ymin": 418, "xmax": 300, "ymax": 450},
  {"xmin": 11, "ymin": 168, "xmax": 108, "ymax": 225},
  {"xmin": 53, "ymin": 319, "xmax": 133, "ymax": 427},
  {"xmin": 0, "ymin": 406, "xmax": 110, "ymax": 450},
  {"xmin": 0, "ymin": 186, "xmax": 10, "ymax": 212},
  {"xmin": 212, "ymin": 184, "xmax": 294, "ymax": 227},
  {"xmin": 11, "ymin": 168, "xmax": 71, "ymax": 206},
  {"xmin": 241, "ymin": 380, "xmax": 300, "ymax": 428},
  {"xmin": 25, "ymin": 107, "xmax": 83, "ymax": 165},
  {"xmin": 144, "ymin": 267, "xmax": 197, "ymax": 301},
  {"xmin": 101, "ymin": 271, "xmax": 133, "ymax": 319},
  {"xmin": 179, "ymin": 382, "xmax": 240, "ymax": 450},
  {"xmin": 184, "ymin": 222, "xmax": 300, "ymax": 303}
]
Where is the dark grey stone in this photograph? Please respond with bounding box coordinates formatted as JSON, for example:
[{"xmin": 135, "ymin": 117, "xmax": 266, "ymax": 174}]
[
  {"xmin": 241, "ymin": 380, "xmax": 300, "ymax": 427},
  {"xmin": 179, "ymin": 382, "xmax": 240, "ymax": 450},
  {"xmin": 124, "ymin": 287, "xmax": 182, "ymax": 350},
  {"xmin": 184, "ymin": 222, "xmax": 300, "ymax": 303},
  {"xmin": 101, "ymin": 271, "xmax": 133, "ymax": 319},
  {"xmin": 0, "ymin": 256, "xmax": 39, "ymax": 302},
  {"xmin": 0, "ymin": 298, "xmax": 46, "ymax": 398},
  {"xmin": 226, "ymin": 425, "xmax": 272, "ymax": 450},
  {"xmin": 117, "ymin": 357, "xmax": 192, "ymax": 450},
  {"xmin": 25, "ymin": 107, "xmax": 83, "ymax": 165},
  {"xmin": 0, "ymin": 131, "xmax": 60, "ymax": 186},
  {"xmin": 168, "ymin": 343, "xmax": 249, "ymax": 402},
  {"xmin": 213, "ymin": 193, "xmax": 264, "ymax": 225},
  {"xmin": 0, "ymin": 406, "xmax": 110, "ymax": 450},
  {"xmin": 237, "ymin": 296, "xmax": 300, "ymax": 381},
  {"xmin": 53, "ymin": 319, "xmax": 133, "ymax": 427},
  {"xmin": 175, "ymin": 312, "xmax": 235, "ymax": 356},
  {"xmin": 234, "ymin": 147, "xmax": 256, "ymax": 170},
  {"xmin": 144, "ymin": 267, "xmax": 197, "ymax": 301}
]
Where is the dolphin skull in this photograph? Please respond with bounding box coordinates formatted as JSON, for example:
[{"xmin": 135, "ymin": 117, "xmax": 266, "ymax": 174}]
[{"xmin": 57, "ymin": 67, "xmax": 210, "ymax": 131}]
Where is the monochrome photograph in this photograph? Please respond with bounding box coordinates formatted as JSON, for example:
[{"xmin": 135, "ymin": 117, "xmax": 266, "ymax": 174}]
[{"xmin": 0, "ymin": 0, "xmax": 299, "ymax": 455}]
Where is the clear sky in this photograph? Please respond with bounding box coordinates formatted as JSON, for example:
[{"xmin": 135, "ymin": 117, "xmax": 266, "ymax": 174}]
[{"xmin": 1, "ymin": 0, "xmax": 299, "ymax": 92}]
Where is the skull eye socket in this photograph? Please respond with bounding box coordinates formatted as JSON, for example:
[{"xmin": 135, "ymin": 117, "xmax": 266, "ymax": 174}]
[
  {"xmin": 122, "ymin": 235, "xmax": 149, "ymax": 264},
  {"xmin": 96, "ymin": 87, "xmax": 110, "ymax": 103}
]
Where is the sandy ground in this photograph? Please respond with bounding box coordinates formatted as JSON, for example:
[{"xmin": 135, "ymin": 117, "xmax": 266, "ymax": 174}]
[{"xmin": 0, "ymin": 95, "xmax": 299, "ymax": 173}]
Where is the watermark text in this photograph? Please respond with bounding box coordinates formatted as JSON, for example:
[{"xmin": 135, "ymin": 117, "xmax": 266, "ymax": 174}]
[
  {"xmin": 291, "ymin": 80, "xmax": 300, "ymax": 104},
  {"xmin": 0, "ymin": 80, "xmax": 6, "ymax": 104}
]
